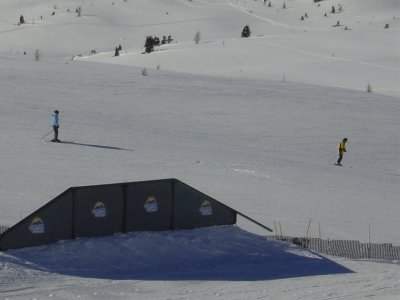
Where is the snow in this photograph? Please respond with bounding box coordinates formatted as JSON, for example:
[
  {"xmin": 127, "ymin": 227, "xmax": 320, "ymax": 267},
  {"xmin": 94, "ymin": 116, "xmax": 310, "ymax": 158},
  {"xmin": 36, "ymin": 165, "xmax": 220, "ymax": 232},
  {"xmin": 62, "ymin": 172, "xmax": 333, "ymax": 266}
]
[
  {"xmin": 0, "ymin": 0, "xmax": 399, "ymax": 299},
  {"xmin": 1, "ymin": 226, "xmax": 399, "ymax": 300}
]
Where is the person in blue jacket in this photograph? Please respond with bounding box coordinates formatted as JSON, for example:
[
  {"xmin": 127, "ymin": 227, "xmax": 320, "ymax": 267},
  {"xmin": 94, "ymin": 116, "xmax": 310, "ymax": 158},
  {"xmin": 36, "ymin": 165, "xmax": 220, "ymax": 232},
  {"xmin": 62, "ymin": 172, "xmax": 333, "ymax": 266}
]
[{"xmin": 51, "ymin": 110, "xmax": 60, "ymax": 142}]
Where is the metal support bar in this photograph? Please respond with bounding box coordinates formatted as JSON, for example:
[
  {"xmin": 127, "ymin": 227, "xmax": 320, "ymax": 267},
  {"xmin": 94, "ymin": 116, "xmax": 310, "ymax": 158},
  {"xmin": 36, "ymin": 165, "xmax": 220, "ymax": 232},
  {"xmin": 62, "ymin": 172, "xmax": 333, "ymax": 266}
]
[{"xmin": 235, "ymin": 211, "xmax": 273, "ymax": 232}]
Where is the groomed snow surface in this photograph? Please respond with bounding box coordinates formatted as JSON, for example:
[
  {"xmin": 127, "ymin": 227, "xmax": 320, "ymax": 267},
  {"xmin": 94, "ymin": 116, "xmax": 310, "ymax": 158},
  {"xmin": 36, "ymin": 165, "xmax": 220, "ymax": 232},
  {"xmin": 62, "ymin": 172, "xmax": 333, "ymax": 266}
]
[{"xmin": 0, "ymin": 0, "xmax": 399, "ymax": 299}]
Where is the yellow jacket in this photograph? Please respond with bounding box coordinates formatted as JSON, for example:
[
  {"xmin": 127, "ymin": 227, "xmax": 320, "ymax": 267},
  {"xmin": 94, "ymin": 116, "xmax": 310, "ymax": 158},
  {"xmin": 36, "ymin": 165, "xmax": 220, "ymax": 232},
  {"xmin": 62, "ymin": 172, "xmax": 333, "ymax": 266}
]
[{"xmin": 338, "ymin": 141, "xmax": 347, "ymax": 155}]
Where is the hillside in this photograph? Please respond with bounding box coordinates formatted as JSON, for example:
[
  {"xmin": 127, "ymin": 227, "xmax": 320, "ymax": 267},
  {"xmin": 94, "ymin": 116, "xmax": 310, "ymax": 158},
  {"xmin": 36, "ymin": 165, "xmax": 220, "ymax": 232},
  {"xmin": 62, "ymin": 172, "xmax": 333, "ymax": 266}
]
[
  {"xmin": 0, "ymin": 0, "xmax": 399, "ymax": 299},
  {"xmin": 0, "ymin": 0, "xmax": 399, "ymax": 96}
]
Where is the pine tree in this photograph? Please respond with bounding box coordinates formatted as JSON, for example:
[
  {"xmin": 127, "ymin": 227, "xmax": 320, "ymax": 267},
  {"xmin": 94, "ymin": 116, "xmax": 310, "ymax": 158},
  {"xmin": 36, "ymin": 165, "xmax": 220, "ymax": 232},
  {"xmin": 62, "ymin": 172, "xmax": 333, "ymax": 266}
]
[
  {"xmin": 34, "ymin": 49, "xmax": 41, "ymax": 61},
  {"xmin": 144, "ymin": 36, "xmax": 155, "ymax": 53},
  {"xmin": 194, "ymin": 30, "xmax": 201, "ymax": 44},
  {"xmin": 241, "ymin": 25, "xmax": 251, "ymax": 38}
]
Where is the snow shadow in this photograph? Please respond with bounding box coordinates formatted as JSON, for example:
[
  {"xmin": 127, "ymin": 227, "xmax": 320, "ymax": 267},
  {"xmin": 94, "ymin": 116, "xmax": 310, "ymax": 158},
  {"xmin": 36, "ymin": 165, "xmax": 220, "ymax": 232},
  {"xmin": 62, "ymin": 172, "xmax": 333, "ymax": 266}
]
[
  {"xmin": 60, "ymin": 141, "xmax": 134, "ymax": 151},
  {"xmin": 1, "ymin": 226, "xmax": 353, "ymax": 281}
]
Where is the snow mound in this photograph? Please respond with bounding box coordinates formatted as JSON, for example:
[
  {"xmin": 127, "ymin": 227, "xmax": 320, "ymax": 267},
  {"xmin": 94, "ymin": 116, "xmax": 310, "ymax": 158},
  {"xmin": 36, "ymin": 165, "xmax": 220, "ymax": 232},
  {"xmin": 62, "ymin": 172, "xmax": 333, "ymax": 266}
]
[{"xmin": 0, "ymin": 226, "xmax": 351, "ymax": 282}]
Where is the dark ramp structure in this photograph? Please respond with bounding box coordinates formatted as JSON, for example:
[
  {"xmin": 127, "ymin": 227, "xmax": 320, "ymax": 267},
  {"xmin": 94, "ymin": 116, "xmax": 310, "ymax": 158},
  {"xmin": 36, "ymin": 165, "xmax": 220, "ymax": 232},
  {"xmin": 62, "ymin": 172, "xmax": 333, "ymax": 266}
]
[{"xmin": 0, "ymin": 179, "xmax": 271, "ymax": 250}]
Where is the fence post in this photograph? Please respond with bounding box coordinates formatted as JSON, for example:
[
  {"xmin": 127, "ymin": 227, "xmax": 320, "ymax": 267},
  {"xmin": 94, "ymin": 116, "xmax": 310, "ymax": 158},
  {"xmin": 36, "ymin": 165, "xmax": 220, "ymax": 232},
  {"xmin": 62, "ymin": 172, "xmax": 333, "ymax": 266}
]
[
  {"xmin": 318, "ymin": 222, "xmax": 321, "ymax": 239},
  {"xmin": 305, "ymin": 218, "xmax": 311, "ymax": 239},
  {"xmin": 368, "ymin": 223, "xmax": 371, "ymax": 259}
]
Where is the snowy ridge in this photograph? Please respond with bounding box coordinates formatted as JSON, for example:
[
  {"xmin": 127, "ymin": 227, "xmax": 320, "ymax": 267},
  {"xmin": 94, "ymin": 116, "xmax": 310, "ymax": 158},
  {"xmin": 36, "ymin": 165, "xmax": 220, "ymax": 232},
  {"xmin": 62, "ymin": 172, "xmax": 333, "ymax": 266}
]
[{"xmin": 1, "ymin": 0, "xmax": 399, "ymax": 96}]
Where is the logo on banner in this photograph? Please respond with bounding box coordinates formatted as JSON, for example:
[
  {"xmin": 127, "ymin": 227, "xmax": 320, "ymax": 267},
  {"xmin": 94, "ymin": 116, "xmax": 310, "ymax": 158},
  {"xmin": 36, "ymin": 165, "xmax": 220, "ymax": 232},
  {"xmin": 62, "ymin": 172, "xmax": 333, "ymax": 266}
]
[
  {"xmin": 199, "ymin": 200, "xmax": 213, "ymax": 216},
  {"xmin": 92, "ymin": 201, "xmax": 107, "ymax": 218},
  {"xmin": 144, "ymin": 196, "xmax": 158, "ymax": 213},
  {"xmin": 29, "ymin": 217, "xmax": 45, "ymax": 234}
]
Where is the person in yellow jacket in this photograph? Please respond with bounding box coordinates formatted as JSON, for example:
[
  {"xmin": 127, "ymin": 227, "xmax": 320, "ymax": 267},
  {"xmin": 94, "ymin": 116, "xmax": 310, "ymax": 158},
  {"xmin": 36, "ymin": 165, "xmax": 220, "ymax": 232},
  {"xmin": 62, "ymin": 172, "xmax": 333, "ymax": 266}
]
[{"xmin": 336, "ymin": 138, "xmax": 348, "ymax": 166}]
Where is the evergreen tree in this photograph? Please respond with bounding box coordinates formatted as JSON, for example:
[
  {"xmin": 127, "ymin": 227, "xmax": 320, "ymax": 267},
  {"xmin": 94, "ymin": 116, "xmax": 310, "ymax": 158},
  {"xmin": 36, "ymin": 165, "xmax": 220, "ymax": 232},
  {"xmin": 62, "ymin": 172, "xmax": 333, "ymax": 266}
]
[
  {"xmin": 144, "ymin": 36, "xmax": 155, "ymax": 53},
  {"xmin": 34, "ymin": 49, "xmax": 41, "ymax": 61},
  {"xmin": 194, "ymin": 30, "xmax": 201, "ymax": 44},
  {"xmin": 241, "ymin": 25, "xmax": 251, "ymax": 38},
  {"xmin": 19, "ymin": 15, "xmax": 25, "ymax": 24}
]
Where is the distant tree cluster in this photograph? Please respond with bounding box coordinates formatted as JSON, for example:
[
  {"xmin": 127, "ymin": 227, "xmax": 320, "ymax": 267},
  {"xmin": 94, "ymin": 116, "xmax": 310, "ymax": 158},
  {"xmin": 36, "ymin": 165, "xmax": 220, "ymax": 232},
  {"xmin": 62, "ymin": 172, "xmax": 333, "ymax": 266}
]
[
  {"xmin": 260, "ymin": 0, "xmax": 272, "ymax": 7},
  {"xmin": 331, "ymin": 4, "xmax": 343, "ymax": 14},
  {"xmin": 144, "ymin": 35, "xmax": 173, "ymax": 53},
  {"xmin": 300, "ymin": 13, "xmax": 309, "ymax": 21}
]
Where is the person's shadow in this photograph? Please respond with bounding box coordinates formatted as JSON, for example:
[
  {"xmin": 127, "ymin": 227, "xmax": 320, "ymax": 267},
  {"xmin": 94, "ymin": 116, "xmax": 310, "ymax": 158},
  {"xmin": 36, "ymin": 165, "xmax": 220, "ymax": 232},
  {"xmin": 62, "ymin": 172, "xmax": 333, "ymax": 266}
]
[
  {"xmin": 1, "ymin": 226, "xmax": 352, "ymax": 281},
  {"xmin": 61, "ymin": 141, "xmax": 134, "ymax": 152}
]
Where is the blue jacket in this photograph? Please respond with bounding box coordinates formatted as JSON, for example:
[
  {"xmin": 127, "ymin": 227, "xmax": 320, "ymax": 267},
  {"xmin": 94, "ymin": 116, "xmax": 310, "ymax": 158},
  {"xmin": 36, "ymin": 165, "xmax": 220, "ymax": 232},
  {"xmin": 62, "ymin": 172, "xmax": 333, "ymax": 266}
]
[{"xmin": 52, "ymin": 113, "xmax": 59, "ymax": 127}]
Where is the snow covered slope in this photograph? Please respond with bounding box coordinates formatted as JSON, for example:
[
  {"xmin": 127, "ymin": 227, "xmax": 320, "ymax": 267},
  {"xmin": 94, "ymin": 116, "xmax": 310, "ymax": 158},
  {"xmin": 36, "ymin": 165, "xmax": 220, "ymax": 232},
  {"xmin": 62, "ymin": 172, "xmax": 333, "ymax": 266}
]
[
  {"xmin": 0, "ymin": 56, "xmax": 398, "ymax": 244},
  {"xmin": 0, "ymin": 0, "xmax": 399, "ymax": 299},
  {"xmin": 1, "ymin": 226, "xmax": 399, "ymax": 300},
  {"xmin": 0, "ymin": 0, "xmax": 399, "ymax": 96}
]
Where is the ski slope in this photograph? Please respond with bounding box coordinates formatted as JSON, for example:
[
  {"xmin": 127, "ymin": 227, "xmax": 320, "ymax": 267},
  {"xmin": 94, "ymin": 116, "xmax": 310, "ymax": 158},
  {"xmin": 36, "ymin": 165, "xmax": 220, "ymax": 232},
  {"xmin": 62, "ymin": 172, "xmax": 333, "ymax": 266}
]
[{"xmin": 0, "ymin": 0, "xmax": 399, "ymax": 299}]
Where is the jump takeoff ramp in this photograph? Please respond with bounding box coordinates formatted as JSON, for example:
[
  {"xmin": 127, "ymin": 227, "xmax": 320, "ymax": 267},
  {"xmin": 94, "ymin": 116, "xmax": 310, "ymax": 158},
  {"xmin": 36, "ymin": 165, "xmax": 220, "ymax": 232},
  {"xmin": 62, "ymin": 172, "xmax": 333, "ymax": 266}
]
[{"xmin": 0, "ymin": 179, "xmax": 272, "ymax": 250}]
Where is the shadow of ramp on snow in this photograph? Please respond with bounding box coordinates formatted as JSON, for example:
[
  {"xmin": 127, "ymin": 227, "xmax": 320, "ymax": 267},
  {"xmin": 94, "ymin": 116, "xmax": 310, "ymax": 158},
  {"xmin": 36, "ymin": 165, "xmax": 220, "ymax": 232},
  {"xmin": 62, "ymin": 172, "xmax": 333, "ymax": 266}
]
[
  {"xmin": 1, "ymin": 226, "xmax": 352, "ymax": 281},
  {"xmin": 61, "ymin": 141, "xmax": 134, "ymax": 151}
]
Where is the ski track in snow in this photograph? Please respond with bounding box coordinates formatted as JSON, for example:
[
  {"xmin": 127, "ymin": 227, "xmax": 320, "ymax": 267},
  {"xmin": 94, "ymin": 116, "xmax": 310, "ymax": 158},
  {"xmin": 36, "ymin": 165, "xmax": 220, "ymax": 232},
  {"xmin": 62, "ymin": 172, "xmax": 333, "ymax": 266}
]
[
  {"xmin": 257, "ymin": 40, "xmax": 398, "ymax": 71},
  {"xmin": 231, "ymin": 166, "xmax": 270, "ymax": 179},
  {"xmin": 227, "ymin": 0, "xmax": 313, "ymax": 31}
]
